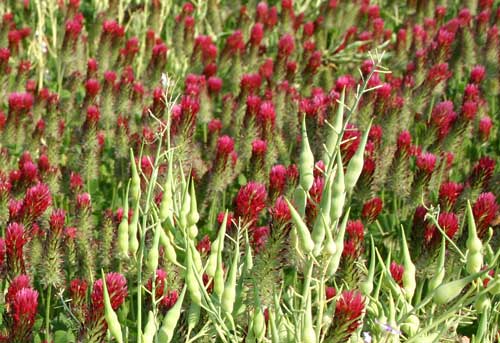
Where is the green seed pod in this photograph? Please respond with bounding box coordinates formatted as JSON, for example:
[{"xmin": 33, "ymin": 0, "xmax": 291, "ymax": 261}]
[
  {"xmin": 269, "ymin": 310, "xmax": 280, "ymax": 343},
  {"xmin": 187, "ymin": 225, "xmax": 198, "ymax": 240},
  {"xmin": 401, "ymin": 227, "xmax": 416, "ymax": 302},
  {"xmin": 312, "ymin": 177, "xmax": 332, "ymax": 256},
  {"xmin": 323, "ymin": 222, "xmax": 336, "ymax": 256},
  {"xmin": 187, "ymin": 303, "xmax": 201, "ymax": 332},
  {"xmin": 221, "ymin": 237, "xmax": 240, "ymax": 314},
  {"xmin": 401, "ymin": 314, "xmax": 420, "ymax": 337},
  {"xmin": 285, "ymin": 198, "xmax": 315, "ymax": 254},
  {"xmin": 157, "ymin": 286, "xmax": 186, "ymax": 343},
  {"xmin": 187, "ymin": 181, "xmax": 199, "ymax": 227},
  {"xmin": 128, "ymin": 203, "xmax": 140, "ymax": 257},
  {"xmin": 101, "ymin": 271, "xmax": 124, "ymax": 343},
  {"xmin": 299, "ymin": 116, "xmax": 315, "ymax": 192},
  {"xmin": 475, "ymin": 311, "xmax": 488, "ymax": 342},
  {"xmin": 327, "ymin": 208, "xmax": 350, "ymax": 277},
  {"xmin": 159, "ymin": 229, "xmax": 177, "ymax": 265},
  {"xmin": 360, "ymin": 236, "xmax": 376, "ymax": 296},
  {"xmin": 428, "ymin": 237, "xmax": 446, "ymax": 292},
  {"xmin": 474, "ymin": 294, "xmax": 491, "ymax": 313},
  {"xmin": 330, "ymin": 153, "xmax": 345, "ymax": 221},
  {"xmin": 324, "ymin": 88, "xmax": 345, "ymax": 166},
  {"xmin": 466, "ymin": 201, "xmax": 483, "ymax": 274},
  {"xmin": 146, "ymin": 222, "xmax": 162, "ymax": 274},
  {"xmin": 433, "ymin": 272, "xmax": 484, "ymax": 305},
  {"xmin": 142, "ymin": 311, "xmax": 156, "ymax": 343},
  {"xmin": 253, "ymin": 307, "xmax": 266, "ymax": 342},
  {"xmin": 159, "ymin": 158, "xmax": 174, "ymax": 222},
  {"xmin": 344, "ymin": 119, "xmax": 372, "ymax": 193},
  {"xmin": 179, "ymin": 187, "xmax": 191, "ymax": 229},
  {"xmin": 293, "ymin": 186, "xmax": 308, "ymax": 218},
  {"xmin": 117, "ymin": 218, "xmax": 129, "ymax": 259},
  {"xmin": 189, "ymin": 241, "xmax": 203, "ymax": 274},
  {"xmin": 206, "ymin": 212, "xmax": 228, "ymax": 277},
  {"xmin": 302, "ymin": 294, "xmax": 316, "ymax": 343},
  {"xmin": 130, "ymin": 149, "xmax": 141, "ymax": 202},
  {"xmin": 186, "ymin": 245, "xmax": 202, "ymax": 306}
]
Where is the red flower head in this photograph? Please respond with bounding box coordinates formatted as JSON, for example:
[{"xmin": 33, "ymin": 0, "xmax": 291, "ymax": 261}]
[
  {"xmin": 252, "ymin": 139, "xmax": 267, "ymax": 157},
  {"xmin": 461, "ymin": 101, "xmax": 478, "ymax": 121},
  {"xmin": 278, "ymin": 34, "xmax": 295, "ymax": 57},
  {"xmin": 85, "ymin": 78, "xmax": 100, "ymax": 98},
  {"xmin": 397, "ymin": 130, "xmax": 412, "ymax": 154},
  {"xmin": 76, "ymin": 192, "xmax": 91, "ymax": 211},
  {"xmin": 196, "ymin": 235, "xmax": 211, "ymax": 255},
  {"xmin": 252, "ymin": 226, "xmax": 270, "ymax": 252},
  {"xmin": 207, "ymin": 76, "xmax": 222, "ymax": 94},
  {"xmin": 49, "ymin": 209, "xmax": 66, "ymax": 236},
  {"xmin": 341, "ymin": 123, "xmax": 361, "ymax": 163},
  {"xmin": 234, "ymin": 182, "xmax": 267, "ymax": 221},
  {"xmin": 11, "ymin": 288, "xmax": 38, "ymax": 334},
  {"xmin": 334, "ymin": 290, "xmax": 365, "ymax": 334},
  {"xmin": 390, "ymin": 262, "xmax": 404, "ymax": 286},
  {"xmin": 70, "ymin": 278, "xmax": 88, "ymax": 301},
  {"xmin": 438, "ymin": 212, "xmax": 459, "ymax": 239},
  {"xmin": 257, "ymin": 101, "xmax": 276, "ymax": 128},
  {"xmin": 361, "ymin": 197, "xmax": 383, "ymax": 223},
  {"xmin": 259, "ymin": 58, "xmax": 274, "ymax": 80},
  {"xmin": 325, "ymin": 286, "xmax": 336, "ymax": 300},
  {"xmin": 5, "ymin": 222, "xmax": 26, "ymax": 273},
  {"xmin": 216, "ymin": 135, "xmax": 235, "ymax": 158},
  {"xmin": 269, "ymin": 165, "xmax": 287, "ymax": 195},
  {"xmin": 469, "ymin": 156, "xmax": 496, "ymax": 187},
  {"xmin": 473, "ymin": 192, "xmax": 498, "ymax": 238},
  {"xmin": 439, "ymin": 182, "xmax": 463, "ymax": 209},
  {"xmin": 479, "ymin": 116, "xmax": 492, "ymax": 140},
  {"xmin": 416, "ymin": 152, "xmax": 437, "ymax": 175},
  {"xmin": 270, "ymin": 195, "xmax": 291, "ymax": 224},
  {"xmin": 8, "ymin": 92, "xmax": 34, "ymax": 113},
  {"xmin": 70, "ymin": 172, "xmax": 84, "ymax": 191},
  {"xmin": 6, "ymin": 274, "xmax": 31, "ymax": 306},
  {"xmin": 250, "ymin": 23, "xmax": 264, "ymax": 46},
  {"xmin": 91, "ymin": 272, "xmax": 127, "ymax": 313},
  {"xmin": 225, "ymin": 30, "xmax": 245, "ymax": 55},
  {"xmin": 20, "ymin": 183, "xmax": 51, "ymax": 223},
  {"xmin": 470, "ymin": 65, "xmax": 486, "ymax": 84}
]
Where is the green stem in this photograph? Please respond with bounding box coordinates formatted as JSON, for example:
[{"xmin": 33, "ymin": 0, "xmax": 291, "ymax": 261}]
[{"xmin": 45, "ymin": 285, "xmax": 52, "ymax": 342}]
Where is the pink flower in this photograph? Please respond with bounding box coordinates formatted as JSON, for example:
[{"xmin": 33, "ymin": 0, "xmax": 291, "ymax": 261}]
[
  {"xmin": 416, "ymin": 152, "xmax": 437, "ymax": 175},
  {"xmin": 470, "ymin": 65, "xmax": 486, "ymax": 84},
  {"xmin": 334, "ymin": 291, "xmax": 365, "ymax": 334},
  {"xmin": 216, "ymin": 135, "xmax": 235, "ymax": 157},
  {"xmin": 234, "ymin": 182, "xmax": 268, "ymax": 221},
  {"xmin": 439, "ymin": 182, "xmax": 463, "ymax": 209},
  {"xmin": 479, "ymin": 116, "xmax": 492, "ymax": 140},
  {"xmin": 196, "ymin": 235, "xmax": 211, "ymax": 255},
  {"xmin": 361, "ymin": 197, "xmax": 383, "ymax": 223},
  {"xmin": 270, "ymin": 196, "xmax": 291, "ymax": 224},
  {"xmin": 473, "ymin": 192, "xmax": 498, "ymax": 238},
  {"xmin": 91, "ymin": 272, "xmax": 127, "ymax": 313},
  {"xmin": 278, "ymin": 34, "xmax": 295, "ymax": 57},
  {"xmin": 269, "ymin": 165, "xmax": 287, "ymax": 194},
  {"xmin": 390, "ymin": 262, "xmax": 404, "ymax": 286},
  {"xmin": 252, "ymin": 139, "xmax": 267, "ymax": 156}
]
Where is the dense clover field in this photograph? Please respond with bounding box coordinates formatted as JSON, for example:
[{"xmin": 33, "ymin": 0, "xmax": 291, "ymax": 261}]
[{"xmin": 0, "ymin": 0, "xmax": 498, "ymax": 342}]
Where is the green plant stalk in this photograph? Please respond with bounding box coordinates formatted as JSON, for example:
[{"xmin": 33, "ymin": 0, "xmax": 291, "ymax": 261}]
[{"xmin": 45, "ymin": 285, "xmax": 52, "ymax": 342}]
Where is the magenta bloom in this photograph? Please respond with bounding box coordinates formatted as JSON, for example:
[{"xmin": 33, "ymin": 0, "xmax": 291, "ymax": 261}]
[{"xmin": 234, "ymin": 181, "xmax": 267, "ymax": 221}]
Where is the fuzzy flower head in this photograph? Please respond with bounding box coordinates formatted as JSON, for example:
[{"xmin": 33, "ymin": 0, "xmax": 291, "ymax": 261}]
[
  {"xmin": 473, "ymin": 192, "xmax": 498, "ymax": 238},
  {"xmin": 416, "ymin": 152, "xmax": 437, "ymax": 175},
  {"xmin": 390, "ymin": 262, "xmax": 404, "ymax": 286},
  {"xmin": 91, "ymin": 272, "xmax": 127, "ymax": 314},
  {"xmin": 439, "ymin": 182, "xmax": 463, "ymax": 209},
  {"xmin": 361, "ymin": 197, "xmax": 383, "ymax": 223},
  {"xmin": 334, "ymin": 290, "xmax": 365, "ymax": 335},
  {"xmin": 234, "ymin": 182, "xmax": 268, "ymax": 222},
  {"xmin": 20, "ymin": 183, "xmax": 52, "ymax": 224}
]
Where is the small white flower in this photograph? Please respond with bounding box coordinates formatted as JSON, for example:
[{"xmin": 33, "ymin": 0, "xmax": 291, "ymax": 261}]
[
  {"xmin": 41, "ymin": 42, "xmax": 47, "ymax": 54},
  {"xmin": 363, "ymin": 331, "xmax": 372, "ymax": 343}
]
